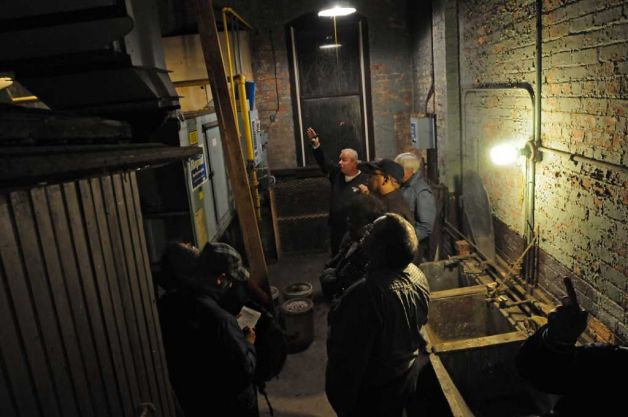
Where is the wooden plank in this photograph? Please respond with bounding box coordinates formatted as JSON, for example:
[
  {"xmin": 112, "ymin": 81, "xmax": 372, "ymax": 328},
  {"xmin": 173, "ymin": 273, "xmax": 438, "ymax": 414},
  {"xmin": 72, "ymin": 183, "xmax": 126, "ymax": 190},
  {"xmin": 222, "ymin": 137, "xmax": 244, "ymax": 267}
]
[
  {"xmin": 0, "ymin": 259, "xmax": 42, "ymax": 417},
  {"xmin": 430, "ymin": 284, "xmax": 488, "ymax": 300},
  {"xmin": 129, "ymin": 172, "xmax": 176, "ymax": 415},
  {"xmin": 268, "ymin": 188, "xmax": 282, "ymax": 260},
  {"xmin": 108, "ymin": 174, "xmax": 162, "ymax": 413},
  {"xmin": 10, "ymin": 190, "xmax": 80, "ymax": 417},
  {"xmin": 77, "ymin": 180, "xmax": 135, "ymax": 417},
  {"xmin": 30, "ymin": 187, "xmax": 95, "ymax": 417},
  {"xmin": 431, "ymin": 331, "xmax": 527, "ymax": 353},
  {"xmin": 428, "ymin": 353, "xmax": 475, "ymax": 417},
  {"xmin": 193, "ymin": 0, "xmax": 270, "ymax": 293},
  {"xmin": 0, "ymin": 144, "xmax": 201, "ymax": 189},
  {"xmin": 0, "ymin": 353, "xmax": 19, "ymax": 417},
  {"xmin": 63, "ymin": 182, "xmax": 124, "ymax": 417},
  {"xmin": 89, "ymin": 177, "xmax": 143, "ymax": 406},
  {"xmin": 120, "ymin": 172, "xmax": 171, "ymax": 417},
  {"xmin": 46, "ymin": 184, "xmax": 111, "ymax": 417}
]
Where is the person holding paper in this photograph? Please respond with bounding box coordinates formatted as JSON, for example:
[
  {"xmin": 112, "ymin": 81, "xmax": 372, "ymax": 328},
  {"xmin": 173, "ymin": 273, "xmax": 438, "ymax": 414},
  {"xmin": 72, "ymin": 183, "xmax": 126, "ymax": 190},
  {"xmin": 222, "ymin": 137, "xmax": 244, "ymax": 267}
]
[{"xmin": 158, "ymin": 241, "xmax": 259, "ymax": 417}]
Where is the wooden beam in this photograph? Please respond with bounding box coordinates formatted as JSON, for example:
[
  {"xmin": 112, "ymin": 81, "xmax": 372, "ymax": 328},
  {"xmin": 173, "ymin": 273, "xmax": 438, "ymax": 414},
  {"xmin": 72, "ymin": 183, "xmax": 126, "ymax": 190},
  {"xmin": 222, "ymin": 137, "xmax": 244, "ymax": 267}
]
[
  {"xmin": 192, "ymin": 0, "xmax": 269, "ymax": 293},
  {"xmin": 0, "ymin": 144, "xmax": 200, "ymax": 189},
  {"xmin": 431, "ymin": 331, "xmax": 527, "ymax": 353}
]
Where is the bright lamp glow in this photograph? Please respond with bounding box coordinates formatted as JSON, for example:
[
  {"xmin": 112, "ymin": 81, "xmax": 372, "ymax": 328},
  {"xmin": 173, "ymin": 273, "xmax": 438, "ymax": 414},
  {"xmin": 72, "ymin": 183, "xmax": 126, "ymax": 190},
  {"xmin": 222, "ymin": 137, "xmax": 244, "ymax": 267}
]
[
  {"xmin": 318, "ymin": 6, "xmax": 357, "ymax": 17},
  {"xmin": 319, "ymin": 43, "xmax": 342, "ymax": 49},
  {"xmin": 0, "ymin": 77, "xmax": 13, "ymax": 90},
  {"xmin": 490, "ymin": 144, "xmax": 519, "ymax": 166}
]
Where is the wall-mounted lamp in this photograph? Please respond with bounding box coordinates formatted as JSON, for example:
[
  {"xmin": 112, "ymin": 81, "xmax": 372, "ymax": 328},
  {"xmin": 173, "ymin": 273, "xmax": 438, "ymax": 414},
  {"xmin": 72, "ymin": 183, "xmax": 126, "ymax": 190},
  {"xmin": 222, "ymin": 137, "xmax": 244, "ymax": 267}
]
[
  {"xmin": 489, "ymin": 140, "xmax": 542, "ymax": 166},
  {"xmin": 489, "ymin": 143, "xmax": 519, "ymax": 166},
  {"xmin": 318, "ymin": 6, "xmax": 357, "ymax": 17}
]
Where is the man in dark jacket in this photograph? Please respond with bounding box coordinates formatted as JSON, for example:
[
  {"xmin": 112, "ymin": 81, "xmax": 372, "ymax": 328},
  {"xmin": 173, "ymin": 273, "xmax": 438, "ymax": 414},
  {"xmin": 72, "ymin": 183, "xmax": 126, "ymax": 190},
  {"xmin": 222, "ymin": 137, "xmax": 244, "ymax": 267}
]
[
  {"xmin": 516, "ymin": 299, "xmax": 628, "ymax": 416},
  {"xmin": 319, "ymin": 194, "xmax": 385, "ymax": 299},
  {"xmin": 307, "ymin": 126, "xmax": 368, "ymax": 255},
  {"xmin": 326, "ymin": 213, "xmax": 430, "ymax": 417},
  {"xmin": 158, "ymin": 241, "xmax": 258, "ymax": 417},
  {"xmin": 394, "ymin": 153, "xmax": 436, "ymax": 263}
]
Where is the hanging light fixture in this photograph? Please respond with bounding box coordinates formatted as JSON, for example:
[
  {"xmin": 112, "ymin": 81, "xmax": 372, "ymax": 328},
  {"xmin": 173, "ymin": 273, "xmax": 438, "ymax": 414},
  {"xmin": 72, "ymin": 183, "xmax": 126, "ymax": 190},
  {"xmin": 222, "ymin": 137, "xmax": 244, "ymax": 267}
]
[{"xmin": 318, "ymin": 5, "xmax": 356, "ymax": 17}]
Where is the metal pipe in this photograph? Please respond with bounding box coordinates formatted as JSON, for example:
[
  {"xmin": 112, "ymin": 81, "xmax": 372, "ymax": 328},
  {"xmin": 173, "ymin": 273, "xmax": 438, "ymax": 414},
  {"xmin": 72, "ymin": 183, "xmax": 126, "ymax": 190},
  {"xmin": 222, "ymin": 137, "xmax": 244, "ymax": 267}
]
[
  {"xmin": 538, "ymin": 145, "xmax": 628, "ymax": 175},
  {"xmin": 526, "ymin": 0, "xmax": 543, "ymax": 284},
  {"xmin": 236, "ymin": 75, "xmax": 261, "ymax": 220},
  {"xmin": 222, "ymin": 7, "xmax": 254, "ymax": 30}
]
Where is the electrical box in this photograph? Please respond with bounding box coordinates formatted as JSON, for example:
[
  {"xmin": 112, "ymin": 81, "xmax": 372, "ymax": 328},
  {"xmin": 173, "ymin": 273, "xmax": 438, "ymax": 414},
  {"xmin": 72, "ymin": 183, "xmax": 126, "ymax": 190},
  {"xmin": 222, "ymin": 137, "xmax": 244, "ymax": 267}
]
[{"xmin": 410, "ymin": 115, "xmax": 435, "ymax": 149}]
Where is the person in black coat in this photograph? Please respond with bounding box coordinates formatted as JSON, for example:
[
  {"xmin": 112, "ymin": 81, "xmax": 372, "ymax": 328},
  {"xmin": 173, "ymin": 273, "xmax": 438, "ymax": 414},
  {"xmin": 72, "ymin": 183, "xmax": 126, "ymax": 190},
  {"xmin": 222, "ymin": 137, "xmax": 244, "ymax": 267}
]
[
  {"xmin": 319, "ymin": 194, "xmax": 385, "ymax": 300},
  {"xmin": 357, "ymin": 159, "xmax": 414, "ymax": 225},
  {"xmin": 158, "ymin": 241, "xmax": 258, "ymax": 417},
  {"xmin": 307, "ymin": 126, "xmax": 368, "ymax": 255},
  {"xmin": 516, "ymin": 297, "xmax": 628, "ymax": 416},
  {"xmin": 326, "ymin": 214, "xmax": 430, "ymax": 417}
]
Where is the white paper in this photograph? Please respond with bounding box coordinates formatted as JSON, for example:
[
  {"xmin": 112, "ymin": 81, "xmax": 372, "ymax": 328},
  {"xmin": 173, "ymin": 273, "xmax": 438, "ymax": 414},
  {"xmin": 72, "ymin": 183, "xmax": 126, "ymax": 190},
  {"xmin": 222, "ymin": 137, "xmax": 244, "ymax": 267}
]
[{"xmin": 237, "ymin": 306, "xmax": 261, "ymax": 330}]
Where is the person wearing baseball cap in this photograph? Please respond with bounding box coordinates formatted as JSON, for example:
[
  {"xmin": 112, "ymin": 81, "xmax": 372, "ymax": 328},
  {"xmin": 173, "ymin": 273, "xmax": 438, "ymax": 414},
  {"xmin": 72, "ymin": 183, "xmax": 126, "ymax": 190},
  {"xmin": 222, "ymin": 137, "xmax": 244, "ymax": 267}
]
[
  {"xmin": 357, "ymin": 159, "xmax": 414, "ymax": 225},
  {"xmin": 158, "ymin": 241, "xmax": 259, "ymax": 417}
]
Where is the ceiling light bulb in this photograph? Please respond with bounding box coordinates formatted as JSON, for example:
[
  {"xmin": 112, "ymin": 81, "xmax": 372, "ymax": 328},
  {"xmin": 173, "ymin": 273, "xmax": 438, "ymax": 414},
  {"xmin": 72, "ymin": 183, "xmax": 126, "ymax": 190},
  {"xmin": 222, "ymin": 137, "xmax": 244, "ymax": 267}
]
[
  {"xmin": 318, "ymin": 6, "xmax": 357, "ymax": 17},
  {"xmin": 319, "ymin": 43, "xmax": 342, "ymax": 49},
  {"xmin": 489, "ymin": 144, "xmax": 519, "ymax": 166}
]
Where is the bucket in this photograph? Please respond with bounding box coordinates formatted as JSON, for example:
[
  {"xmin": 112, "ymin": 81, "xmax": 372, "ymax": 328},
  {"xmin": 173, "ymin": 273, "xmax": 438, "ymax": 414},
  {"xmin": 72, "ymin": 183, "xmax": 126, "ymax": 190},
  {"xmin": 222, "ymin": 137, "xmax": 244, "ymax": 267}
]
[
  {"xmin": 282, "ymin": 282, "xmax": 313, "ymax": 301},
  {"xmin": 280, "ymin": 298, "xmax": 314, "ymax": 353}
]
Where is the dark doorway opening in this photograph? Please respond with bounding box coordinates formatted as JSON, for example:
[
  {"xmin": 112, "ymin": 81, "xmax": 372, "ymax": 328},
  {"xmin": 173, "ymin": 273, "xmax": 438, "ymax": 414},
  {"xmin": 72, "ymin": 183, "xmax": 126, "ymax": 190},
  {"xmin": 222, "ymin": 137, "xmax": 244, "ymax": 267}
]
[{"xmin": 287, "ymin": 12, "xmax": 374, "ymax": 166}]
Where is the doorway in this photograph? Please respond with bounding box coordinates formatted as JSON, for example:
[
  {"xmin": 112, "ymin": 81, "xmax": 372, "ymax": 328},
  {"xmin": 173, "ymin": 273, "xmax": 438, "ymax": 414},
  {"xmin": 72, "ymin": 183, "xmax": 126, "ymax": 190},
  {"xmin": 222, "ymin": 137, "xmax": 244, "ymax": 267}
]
[{"xmin": 287, "ymin": 12, "xmax": 374, "ymax": 166}]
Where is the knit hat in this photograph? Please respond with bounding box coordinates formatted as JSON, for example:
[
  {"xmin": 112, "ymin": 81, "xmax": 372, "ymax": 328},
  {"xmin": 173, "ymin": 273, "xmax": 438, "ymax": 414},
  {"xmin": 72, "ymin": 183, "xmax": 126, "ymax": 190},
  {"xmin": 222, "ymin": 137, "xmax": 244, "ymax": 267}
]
[{"xmin": 198, "ymin": 242, "xmax": 250, "ymax": 282}]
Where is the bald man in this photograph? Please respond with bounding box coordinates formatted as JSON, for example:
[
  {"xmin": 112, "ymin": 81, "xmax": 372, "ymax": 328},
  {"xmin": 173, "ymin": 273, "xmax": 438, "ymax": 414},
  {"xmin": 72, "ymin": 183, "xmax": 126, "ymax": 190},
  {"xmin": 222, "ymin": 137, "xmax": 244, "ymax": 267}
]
[{"xmin": 307, "ymin": 127, "xmax": 368, "ymax": 255}]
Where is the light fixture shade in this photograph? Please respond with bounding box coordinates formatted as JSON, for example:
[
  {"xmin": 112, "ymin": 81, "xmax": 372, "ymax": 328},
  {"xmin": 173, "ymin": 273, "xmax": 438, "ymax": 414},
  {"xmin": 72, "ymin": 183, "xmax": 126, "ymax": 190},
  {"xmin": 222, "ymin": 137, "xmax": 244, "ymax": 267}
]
[{"xmin": 318, "ymin": 6, "xmax": 357, "ymax": 17}]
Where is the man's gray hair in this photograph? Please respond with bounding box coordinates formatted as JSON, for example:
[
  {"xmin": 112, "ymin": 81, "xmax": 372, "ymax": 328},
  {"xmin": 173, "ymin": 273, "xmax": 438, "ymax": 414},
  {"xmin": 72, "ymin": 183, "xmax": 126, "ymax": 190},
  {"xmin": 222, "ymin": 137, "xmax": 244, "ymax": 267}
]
[
  {"xmin": 340, "ymin": 148, "xmax": 359, "ymax": 161},
  {"xmin": 394, "ymin": 152, "xmax": 421, "ymax": 174}
]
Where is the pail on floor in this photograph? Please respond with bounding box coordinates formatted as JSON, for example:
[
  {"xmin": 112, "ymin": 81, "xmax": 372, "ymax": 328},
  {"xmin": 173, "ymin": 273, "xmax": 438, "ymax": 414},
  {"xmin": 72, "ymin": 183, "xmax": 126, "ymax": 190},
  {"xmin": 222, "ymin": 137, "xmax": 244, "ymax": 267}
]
[
  {"xmin": 280, "ymin": 297, "xmax": 314, "ymax": 353},
  {"xmin": 282, "ymin": 281, "xmax": 313, "ymax": 301}
]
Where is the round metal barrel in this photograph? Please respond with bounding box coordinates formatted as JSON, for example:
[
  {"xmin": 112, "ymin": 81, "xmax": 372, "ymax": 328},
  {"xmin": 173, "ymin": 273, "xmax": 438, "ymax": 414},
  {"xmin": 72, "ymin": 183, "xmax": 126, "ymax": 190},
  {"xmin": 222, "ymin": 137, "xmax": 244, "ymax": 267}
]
[
  {"xmin": 280, "ymin": 298, "xmax": 314, "ymax": 353},
  {"xmin": 282, "ymin": 281, "xmax": 313, "ymax": 301}
]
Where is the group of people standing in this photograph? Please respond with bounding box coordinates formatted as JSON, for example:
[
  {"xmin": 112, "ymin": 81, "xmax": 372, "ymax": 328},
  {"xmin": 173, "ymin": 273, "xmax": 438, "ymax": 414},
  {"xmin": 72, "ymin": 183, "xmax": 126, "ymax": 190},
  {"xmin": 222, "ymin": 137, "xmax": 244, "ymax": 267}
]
[
  {"xmin": 307, "ymin": 126, "xmax": 435, "ymax": 416},
  {"xmin": 155, "ymin": 126, "xmax": 627, "ymax": 417}
]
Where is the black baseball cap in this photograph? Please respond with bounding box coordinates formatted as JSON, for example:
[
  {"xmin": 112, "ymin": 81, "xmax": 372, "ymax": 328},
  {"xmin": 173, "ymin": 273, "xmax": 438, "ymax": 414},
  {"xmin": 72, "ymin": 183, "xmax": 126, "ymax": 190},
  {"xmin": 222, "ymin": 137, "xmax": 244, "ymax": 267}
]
[{"xmin": 359, "ymin": 159, "xmax": 405, "ymax": 183}]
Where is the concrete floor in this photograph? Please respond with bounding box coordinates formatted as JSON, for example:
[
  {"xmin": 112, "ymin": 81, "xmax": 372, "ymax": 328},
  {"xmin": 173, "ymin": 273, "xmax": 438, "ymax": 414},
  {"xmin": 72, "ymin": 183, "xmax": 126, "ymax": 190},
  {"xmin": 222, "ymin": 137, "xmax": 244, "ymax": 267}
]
[{"xmin": 258, "ymin": 253, "xmax": 336, "ymax": 417}]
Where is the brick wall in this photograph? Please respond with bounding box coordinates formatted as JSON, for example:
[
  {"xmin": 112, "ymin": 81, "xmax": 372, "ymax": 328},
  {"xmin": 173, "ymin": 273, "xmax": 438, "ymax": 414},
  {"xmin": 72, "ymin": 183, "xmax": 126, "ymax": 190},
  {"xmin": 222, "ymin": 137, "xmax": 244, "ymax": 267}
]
[
  {"xmin": 221, "ymin": 0, "xmax": 413, "ymax": 167},
  {"xmin": 454, "ymin": 0, "xmax": 627, "ymax": 342}
]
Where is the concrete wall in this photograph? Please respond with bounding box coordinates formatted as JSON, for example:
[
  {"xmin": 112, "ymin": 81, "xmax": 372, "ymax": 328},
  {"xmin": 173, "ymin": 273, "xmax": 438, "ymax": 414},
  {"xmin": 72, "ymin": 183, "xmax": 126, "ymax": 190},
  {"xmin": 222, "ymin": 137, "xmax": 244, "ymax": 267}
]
[{"xmin": 218, "ymin": 0, "xmax": 414, "ymax": 168}]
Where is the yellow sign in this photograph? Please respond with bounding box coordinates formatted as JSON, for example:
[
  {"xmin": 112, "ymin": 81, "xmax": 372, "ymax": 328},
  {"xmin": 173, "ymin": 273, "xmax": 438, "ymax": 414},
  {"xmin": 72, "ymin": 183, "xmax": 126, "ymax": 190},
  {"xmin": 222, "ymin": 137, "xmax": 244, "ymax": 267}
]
[{"xmin": 189, "ymin": 130, "xmax": 199, "ymax": 145}]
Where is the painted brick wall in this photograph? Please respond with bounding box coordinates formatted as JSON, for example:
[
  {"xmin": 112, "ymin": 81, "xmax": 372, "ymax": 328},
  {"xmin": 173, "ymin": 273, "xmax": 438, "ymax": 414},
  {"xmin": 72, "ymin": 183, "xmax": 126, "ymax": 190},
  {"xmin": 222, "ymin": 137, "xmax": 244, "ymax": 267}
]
[
  {"xmin": 220, "ymin": 0, "xmax": 413, "ymax": 168},
  {"xmin": 455, "ymin": 0, "xmax": 627, "ymax": 342}
]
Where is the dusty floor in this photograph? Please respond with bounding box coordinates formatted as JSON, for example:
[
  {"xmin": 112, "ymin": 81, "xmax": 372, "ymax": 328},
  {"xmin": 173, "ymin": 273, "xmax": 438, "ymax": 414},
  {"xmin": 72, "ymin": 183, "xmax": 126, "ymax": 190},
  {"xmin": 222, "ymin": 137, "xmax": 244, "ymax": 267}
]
[{"xmin": 258, "ymin": 253, "xmax": 336, "ymax": 417}]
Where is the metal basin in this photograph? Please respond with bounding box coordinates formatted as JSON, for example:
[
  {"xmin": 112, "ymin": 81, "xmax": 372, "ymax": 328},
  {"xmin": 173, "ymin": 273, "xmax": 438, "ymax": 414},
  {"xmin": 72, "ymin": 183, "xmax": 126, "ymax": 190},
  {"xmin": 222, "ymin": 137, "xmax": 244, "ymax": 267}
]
[
  {"xmin": 424, "ymin": 286, "xmax": 552, "ymax": 416},
  {"xmin": 426, "ymin": 286, "xmax": 514, "ymax": 344},
  {"xmin": 419, "ymin": 258, "xmax": 477, "ymax": 292}
]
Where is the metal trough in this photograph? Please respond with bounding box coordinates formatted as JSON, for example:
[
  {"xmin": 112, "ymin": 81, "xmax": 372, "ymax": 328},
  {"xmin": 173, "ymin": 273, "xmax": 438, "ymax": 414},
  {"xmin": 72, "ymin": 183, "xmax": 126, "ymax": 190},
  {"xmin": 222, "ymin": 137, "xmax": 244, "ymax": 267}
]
[
  {"xmin": 424, "ymin": 286, "xmax": 551, "ymax": 416},
  {"xmin": 419, "ymin": 258, "xmax": 479, "ymax": 292}
]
